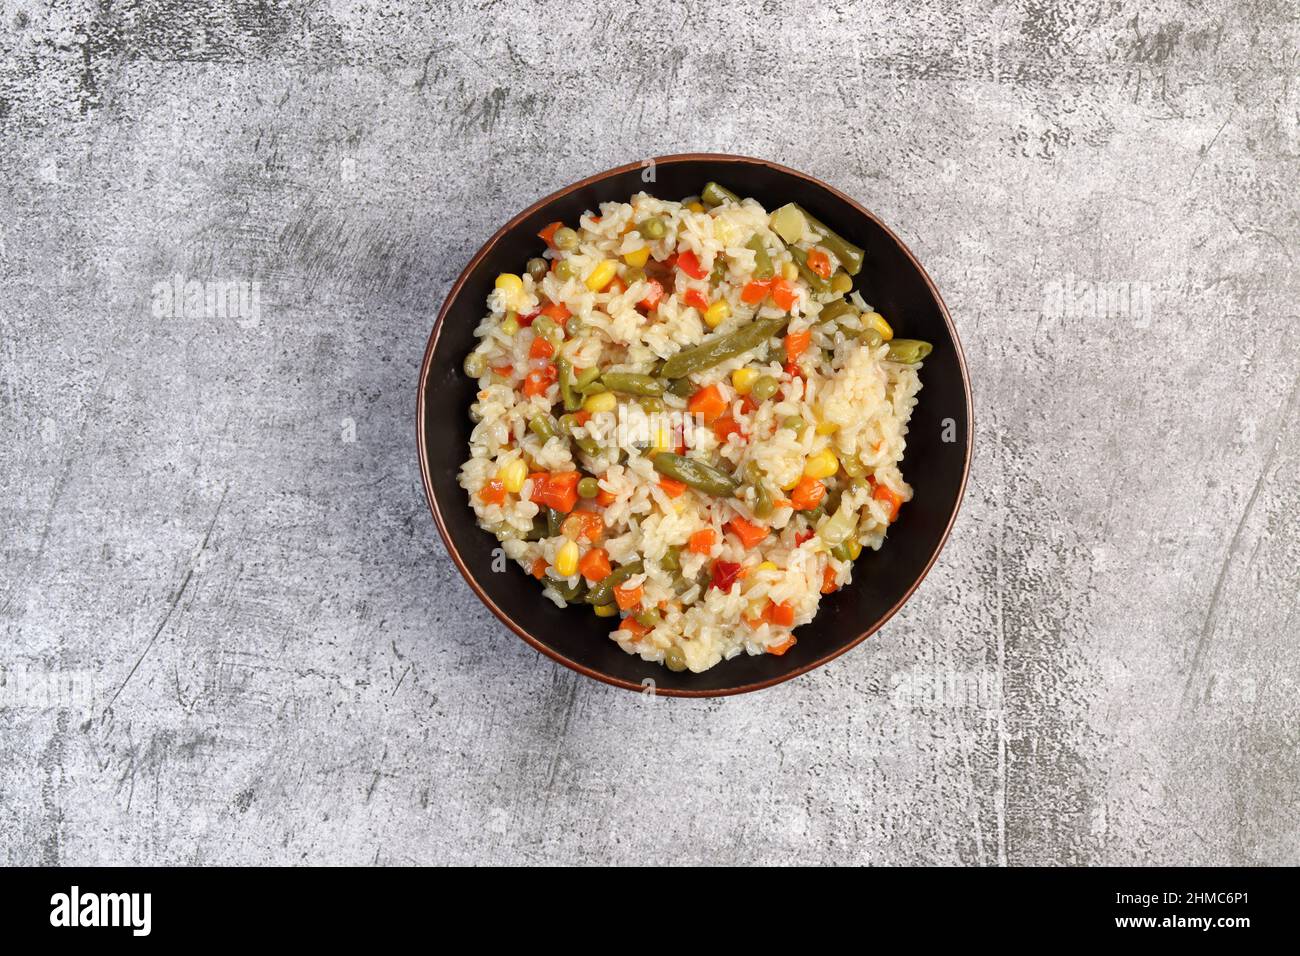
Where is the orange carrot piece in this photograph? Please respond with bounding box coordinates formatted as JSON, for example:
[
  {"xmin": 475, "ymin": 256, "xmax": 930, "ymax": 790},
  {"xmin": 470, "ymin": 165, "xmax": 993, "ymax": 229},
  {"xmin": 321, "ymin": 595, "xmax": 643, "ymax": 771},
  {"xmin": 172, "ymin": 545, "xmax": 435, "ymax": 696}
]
[
  {"xmin": 790, "ymin": 476, "xmax": 825, "ymax": 511},
  {"xmin": 613, "ymin": 583, "xmax": 644, "ymax": 611},
  {"xmin": 785, "ymin": 329, "xmax": 812, "ymax": 364},
  {"xmin": 687, "ymin": 383, "xmax": 727, "ymax": 423},
  {"xmin": 726, "ymin": 516, "xmax": 769, "ymax": 548},
  {"xmin": 767, "ymin": 634, "xmax": 797, "ymax": 656},
  {"xmin": 658, "ymin": 476, "xmax": 687, "ymax": 498},
  {"xmin": 688, "ymin": 529, "xmax": 716, "ymax": 555},
  {"xmin": 578, "ymin": 547, "xmax": 612, "ymax": 582}
]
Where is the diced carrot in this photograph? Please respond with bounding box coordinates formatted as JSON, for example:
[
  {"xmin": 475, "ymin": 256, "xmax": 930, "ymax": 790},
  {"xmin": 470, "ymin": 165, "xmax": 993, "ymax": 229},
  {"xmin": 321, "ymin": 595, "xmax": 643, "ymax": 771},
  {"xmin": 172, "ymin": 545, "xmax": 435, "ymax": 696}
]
[
  {"xmin": 578, "ymin": 547, "xmax": 612, "ymax": 582},
  {"xmin": 821, "ymin": 564, "xmax": 839, "ymax": 594},
  {"xmin": 726, "ymin": 516, "xmax": 769, "ymax": 548},
  {"xmin": 575, "ymin": 410, "xmax": 592, "ymax": 426},
  {"xmin": 770, "ymin": 277, "xmax": 797, "ymax": 311},
  {"xmin": 540, "ymin": 301, "xmax": 570, "ymax": 325},
  {"xmin": 688, "ymin": 529, "xmax": 716, "ymax": 554},
  {"xmin": 595, "ymin": 485, "xmax": 616, "ymax": 507},
  {"xmin": 676, "ymin": 249, "xmax": 708, "ymax": 280},
  {"xmin": 659, "ymin": 476, "xmax": 687, "ymax": 498},
  {"xmin": 743, "ymin": 614, "xmax": 765, "ymax": 629},
  {"xmin": 639, "ymin": 279, "xmax": 664, "ymax": 310},
  {"xmin": 785, "ymin": 329, "xmax": 812, "ymax": 364},
  {"xmin": 687, "ymin": 384, "xmax": 727, "ymax": 423},
  {"xmin": 492, "ymin": 364, "xmax": 513, "ymax": 377},
  {"xmin": 529, "ymin": 471, "xmax": 580, "ymax": 514},
  {"xmin": 764, "ymin": 601, "xmax": 795, "ymax": 627},
  {"xmin": 618, "ymin": 617, "xmax": 650, "ymax": 638},
  {"xmin": 530, "ymin": 557, "xmax": 549, "ymax": 579},
  {"xmin": 478, "ymin": 478, "xmax": 506, "ymax": 505},
  {"xmin": 683, "ymin": 288, "xmax": 710, "ymax": 312},
  {"xmin": 522, "ymin": 364, "xmax": 557, "ymax": 397},
  {"xmin": 740, "ymin": 279, "xmax": 772, "ymax": 304},
  {"xmin": 806, "ymin": 247, "xmax": 832, "ymax": 279},
  {"xmin": 529, "ymin": 337, "xmax": 554, "ymax": 360},
  {"xmin": 790, "ymin": 476, "xmax": 826, "ymax": 511},
  {"xmin": 873, "ymin": 483, "xmax": 904, "ymax": 522},
  {"xmin": 608, "ymin": 276, "xmax": 628, "ymax": 295},
  {"xmin": 538, "ymin": 221, "xmax": 563, "ymax": 247},
  {"xmin": 712, "ymin": 416, "xmax": 743, "ymax": 444},
  {"xmin": 613, "ymin": 583, "xmax": 644, "ymax": 611},
  {"xmin": 767, "ymin": 634, "xmax": 798, "ymax": 656}
]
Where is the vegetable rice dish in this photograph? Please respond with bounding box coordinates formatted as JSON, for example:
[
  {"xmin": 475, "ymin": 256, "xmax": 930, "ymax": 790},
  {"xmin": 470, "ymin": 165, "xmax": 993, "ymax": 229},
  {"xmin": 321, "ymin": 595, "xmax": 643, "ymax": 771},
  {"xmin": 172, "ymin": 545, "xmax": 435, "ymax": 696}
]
[{"xmin": 459, "ymin": 182, "xmax": 931, "ymax": 673}]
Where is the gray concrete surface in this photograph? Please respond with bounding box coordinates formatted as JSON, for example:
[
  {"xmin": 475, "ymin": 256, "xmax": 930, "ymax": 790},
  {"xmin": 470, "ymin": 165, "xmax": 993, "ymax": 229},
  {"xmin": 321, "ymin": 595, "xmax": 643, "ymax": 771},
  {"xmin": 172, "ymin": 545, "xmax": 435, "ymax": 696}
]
[{"xmin": 2, "ymin": 0, "xmax": 1297, "ymax": 866}]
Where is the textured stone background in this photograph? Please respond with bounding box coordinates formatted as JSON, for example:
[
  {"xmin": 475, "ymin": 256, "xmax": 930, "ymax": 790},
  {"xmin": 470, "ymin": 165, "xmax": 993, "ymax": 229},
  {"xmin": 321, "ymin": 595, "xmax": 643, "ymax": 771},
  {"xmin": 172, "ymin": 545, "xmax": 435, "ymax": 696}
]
[{"xmin": 2, "ymin": 0, "xmax": 1297, "ymax": 865}]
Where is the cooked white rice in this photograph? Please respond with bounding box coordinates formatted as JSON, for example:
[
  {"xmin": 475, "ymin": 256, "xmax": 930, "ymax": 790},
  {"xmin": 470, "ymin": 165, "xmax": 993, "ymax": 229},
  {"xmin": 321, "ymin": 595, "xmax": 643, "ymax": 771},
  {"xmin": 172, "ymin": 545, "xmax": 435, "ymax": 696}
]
[{"xmin": 458, "ymin": 189, "xmax": 923, "ymax": 673}]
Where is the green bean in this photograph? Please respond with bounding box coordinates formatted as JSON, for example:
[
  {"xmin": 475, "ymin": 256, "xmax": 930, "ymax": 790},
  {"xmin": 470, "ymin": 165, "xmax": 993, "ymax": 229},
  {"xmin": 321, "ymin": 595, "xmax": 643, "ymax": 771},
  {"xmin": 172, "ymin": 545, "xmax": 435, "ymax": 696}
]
[
  {"xmin": 653, "ymin": 453, "xmax": 739, "ymax": 497},
  {"xmin": 548, "ymin": 575, "xmax": 587, "ymax": 602},
  {"xmin": 546, "ymin": 507, "xmax": 563, "ymax": 538},
  {"xmin": 664, "ymin": 377, "xmax": 695, "ymax": 397},
  {"xmin": 572, "ymin": 366, "xmax": 600, "ymax": 390},
  {"xmin": 522, "ymin": 515, "xmax": 549, "ymax": 541},
  {"xmin": 745, "ymin": 462, "xmax": 774, "ymax": 519},
  {"xmin": 671, "ymin": 573, "xmax": 694, "ymax": 596},
  {"xmin": 746, "ymin": 235, "xmax": 774, "ymax": 280},
  {"xmin": 787, "ymin": 245, "xmax": 832, "ymax": 294},
  {"xmin": 830, "ymin": 542, "xmax": 853, "ymax": 562},
  {"xmin": 710, "ymin": 256, "xmax": 727, "ymax": 284},
  {"xmin": 660, "ymin": 316, "xmax": 786, "ymax": 379},
  {"xmin": 634, "ymin": 608, "xmax": 662, "ymax": 628},
  {"xmin": 637, "ymin": 217, "xmax": 667, "ymax": 240},
  {"xmin": 886, "ymin": 339, "xmax": 933, "ymax": 364},
  {"xmin": 751, "ymin": 374, "xmax": 779, "ymax": 402},
  {"xmin": 660, "ymin": 546, "xmax": 682, "ymax": 573},
  {"xmin": 818, "ymin": 298, "xmax": 860, "ymax": 326},
  {"xmin": 578, "ymin": 380, "xmax": 607, "ymax": 396},
  {"xmin": 553, "ymin": 226, "xmax": 579, "ymax": 251},
  {"xmin": 557, "ymin": 413, "xmax": 579, "ymax": 434},
  {"xmin": 702, "ymin": 181, "xmax": 741, "ymax": 207},
  {"xmin": 664, "ymin": 646, "xmax": 688, "ymax": 672},
  {"xmin": 573, "ymin": 434, "xmax": 602, "ymax": 457},
  {"xmin": 859, "ymin": 328, "xmax": 884, "ymax": 348},
  {"xmin": 791, "ymin": 204, "xmax": 865, "ymax": 275},
  {"xmin": 556, "ymin": 357, "xmax": 581, "ymax": 412},
  {"xmin": 577, "ymin": 477, "xmax": 600, "ymax": 499},
  {"xmin": 526, "ymin": 257, "xmax": 549, "ymax": 281},
  {"xmin": 554, "ymin": 259, "xmax": 576, "ymax": 281},
  {"xmin": 529, "ymin": 414, "xmax": 560, "ymax": 443},
  {"xmin": 601, "ymin": 372, "xmax": 664, "ymax": 397},
  {"xmin": 500, "ymin": 312, "xmax": 520, "ymax": 336},
  {"xmin": 586, "ymin": 561, "xmax": 645, "ymax": 606},
  {"xmin": 463, "ymin": 352, "xmax": 488, "ymax": 378},
  {"xmin": 638, "ymin": 396, "xmax": 664, "ymax": 414}
]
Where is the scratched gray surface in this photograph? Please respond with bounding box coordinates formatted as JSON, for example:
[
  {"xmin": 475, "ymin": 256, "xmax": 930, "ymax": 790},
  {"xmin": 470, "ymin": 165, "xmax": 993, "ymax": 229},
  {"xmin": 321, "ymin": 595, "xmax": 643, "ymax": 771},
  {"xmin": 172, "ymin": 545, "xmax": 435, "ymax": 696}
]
[{"xmin": 2, "ymin": 1, "xmax": 1297, "ymax": 866}]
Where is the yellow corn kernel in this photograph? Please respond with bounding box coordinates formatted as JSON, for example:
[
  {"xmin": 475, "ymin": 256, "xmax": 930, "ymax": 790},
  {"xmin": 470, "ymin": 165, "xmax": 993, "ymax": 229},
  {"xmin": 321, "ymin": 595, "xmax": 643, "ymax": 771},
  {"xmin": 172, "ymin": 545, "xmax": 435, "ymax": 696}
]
[
  {"xmin": 756, "ymin": 561, "xmax": 779, "ymax": 573},
  {"xmin": 585, "ymin": 260, "xmax": 619, "ymax": 292},
  {"xmin": 704, "ymin": 299, "xmax": 731, "ymax": 329},
  {"xmin": 495, "ymin": 273, "xmax": 524, "ymax": 295},
  {"xmin": 650, "ymin": 423, "xmax": 673, "ymax": 454},
  {"xmin": 815, "ymin": 420, "xmax": 839, "ymax": 435},
  {"xmin": 804, "ymin": 448, "xmax": 839, "ymax": 480},
  {"xmin": 593, "ymin": 602, "xmax": 619, "ymax": 617},
  {"xmin": 830, "ymin": 271, "xmax": 853, "ymax": 295},
  {"xmin": 622, "ymin": 246, "xmax": 650, "ymax": 268},
  {"xmin": 846, "ymin": 539, "xmax": 863, "ymax": 560},
  {"xmin": 864, "ymin": 311, "xmax": 893, "ymax": 341},
  {"xmin": 731, "ymin": 367, "xmax": 759, "ymax": 395},
  {"xmin": 583, "ymin": 391, "xmax": 618, "ymax": 414},
  {"xmin": 780, "ymin": 471, "xmax": 802, "ymax": 492},
  {"xmin": 685, "ymin": 200, "xmax": 706, "ymax": 214},
  {"xmin": 497, "ymin": 459, "xmax": 528, "ymax": 494},
  {"xmin": 554, "ymin": 539, "xmax": 580, "ymax": 578},
  {"xmin": 781, "ymin": 260, "xmax": 798, "ymax": 281}
]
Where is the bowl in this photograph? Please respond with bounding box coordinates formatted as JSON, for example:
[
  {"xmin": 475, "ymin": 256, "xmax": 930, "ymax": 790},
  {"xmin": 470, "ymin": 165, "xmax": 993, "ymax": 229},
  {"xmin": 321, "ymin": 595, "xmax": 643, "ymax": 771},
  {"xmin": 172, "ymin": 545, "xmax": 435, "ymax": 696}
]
[{"xmin": 417, "ymin": 154, "xmax": 972, "ymax": 696}]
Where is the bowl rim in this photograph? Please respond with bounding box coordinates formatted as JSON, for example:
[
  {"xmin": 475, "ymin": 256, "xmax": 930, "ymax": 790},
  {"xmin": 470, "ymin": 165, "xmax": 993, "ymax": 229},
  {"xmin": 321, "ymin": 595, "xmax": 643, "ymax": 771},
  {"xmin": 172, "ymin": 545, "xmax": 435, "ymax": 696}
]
[{"xmin": 416, "ymin": 152, "xmax": 973, "ymax": 697}]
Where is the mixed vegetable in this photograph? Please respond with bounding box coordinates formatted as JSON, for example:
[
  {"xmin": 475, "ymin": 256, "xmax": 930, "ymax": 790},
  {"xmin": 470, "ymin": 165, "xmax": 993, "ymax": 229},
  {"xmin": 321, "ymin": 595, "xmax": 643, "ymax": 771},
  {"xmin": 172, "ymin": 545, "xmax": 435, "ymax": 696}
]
[{"xmin": 463, "ymin": 182, "xmax": 932, "ymax": 669}]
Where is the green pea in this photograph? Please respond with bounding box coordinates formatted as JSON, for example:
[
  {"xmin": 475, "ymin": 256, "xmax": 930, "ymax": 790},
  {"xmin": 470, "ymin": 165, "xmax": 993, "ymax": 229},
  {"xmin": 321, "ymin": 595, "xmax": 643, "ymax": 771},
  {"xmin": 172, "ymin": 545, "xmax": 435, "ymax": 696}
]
[
  {"xmin": 533, "ymin": 315, "xmax": 561, "ymax": 344},
  {"xmin": 782, "ymin": 415, "xmax": 807, "ymax": 436},
  {"xmin": 529, "ymin": 415, "xmax": 559, "ymax": 442},
  {"xmin": 638, "ymin": 217, "xmax": 667, "ymax": 240},
  {"xmin": 638, "ymin": 396, "xmax": 664, "ymax": 413},
  {"xmin": 664, "ymin": 646, "xmax": 688, "ymax": 672},
  {"xmin": 463, "ymin": 352, "xmax": 488, "ymax": 378},
  {"xmin": 577, "ymin": 477, "xmax": 600, "ymax": 499},
  {"xmin": 554, "ymin": 260, "xmax": 576, "ymax": 281},
  {"xmin": 566, "ymin": 316, "xmax": 584, "ymax": 336},
  {"xmin": 634, "ymin": 609, "xmax": 662, "ymax": 628},
  {"xmin": 526, "ymin": 257, "xmax": 549, "ymax": 281},
  {"xmin": 553, "ymin": 227, "xmax": 579, "ymax": 251},
  {"xmin": 500, "ymin": 313, "xmax": 519, "ymax": 337},
  {"xmin": 557, "ymin": 414, "xmax": 579, "ymax": 434},
  {"xmin": 751, "ymin": 375, "xmax": 779, "ymax": 401},
  {"xmin": 859, "ymin": 328, "xmax": 883, "ymax": 348}
]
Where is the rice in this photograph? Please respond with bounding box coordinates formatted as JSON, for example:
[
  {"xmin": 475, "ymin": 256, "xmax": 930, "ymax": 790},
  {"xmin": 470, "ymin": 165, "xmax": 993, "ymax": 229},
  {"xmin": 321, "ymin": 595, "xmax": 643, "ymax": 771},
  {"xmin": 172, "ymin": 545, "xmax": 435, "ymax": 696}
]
[{"xmin": 457, "ymin": 189, "xmax": 925, "ymax": 673}]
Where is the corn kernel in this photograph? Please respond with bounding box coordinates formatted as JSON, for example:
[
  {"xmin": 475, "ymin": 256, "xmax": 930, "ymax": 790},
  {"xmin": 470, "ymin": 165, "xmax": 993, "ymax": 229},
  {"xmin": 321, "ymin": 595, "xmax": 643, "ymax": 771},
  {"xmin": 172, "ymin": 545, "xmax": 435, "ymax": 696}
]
[
  {"xmin": 495, "ymin": 273, "xmax": 524, "ymax": 294},
  {"xmin": 583, "ymin": 391, "xmax": 618, "ymax": 414},
  {"xmin": 756, "ymin": 561, "xmax": 779, "ymax": 573},
  {"xmin": 593, "ymin": 602, "xmax": 619, "ymax": 618},
  {"xmin": 830, "ymin": 271, "xmax": 853, "ymax": 295},
  {"xmin": 554, "ymin": 540, "xmax": 579, "ymax": 578},
  {"xmin": 780, "ymin": 471, "xmax": 802, "ymax": 492},
  {"xmin": 497, "ymin": 459, "xmax": 528, "ymax": 494},
  {"xmin": 815, "ymin": 420, "xmax": 839, "ymax": 435},
  {"xmin": 585, "ymin": 260, "xmax": 619, "ymax": 292},
  {"xmin": 804, "ymin": 448, "xmax": 840, "ymax": 480},
  {"xmin": 846, "ymin": 539, "xmax": 863, "ymax": 560},
  {"xmin": 865, "ymin": 311, "xmax": 893, "ymax": 341},
  {"xmin": 781, "ymin": 260, "xmax": 799, "ymax": 281},
  {"xmin": 731, "ymin": 367, "xmax": 759, "ymax": 395},
  {"xmin": 685, "ymin": 200, "xmax": 706, "ymax": 214},
  {"xmin": 703, "ymin": 299, "xmax": 731, "ymax": 328},
  {"xmin": 650, "ymin": 424, "xmax": 673, "ymax": 454},
  {"xmin": 622, "ymin": 246, "xmax": 650, "ymax": 268}
]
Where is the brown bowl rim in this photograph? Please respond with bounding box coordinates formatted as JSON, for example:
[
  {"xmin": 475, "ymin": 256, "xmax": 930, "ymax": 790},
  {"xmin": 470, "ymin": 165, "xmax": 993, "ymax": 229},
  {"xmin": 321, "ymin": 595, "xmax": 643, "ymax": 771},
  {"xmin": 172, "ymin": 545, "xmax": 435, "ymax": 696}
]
[{"xmin": 416, "ymin": 152, "xmax": 973, "ymax": 697}]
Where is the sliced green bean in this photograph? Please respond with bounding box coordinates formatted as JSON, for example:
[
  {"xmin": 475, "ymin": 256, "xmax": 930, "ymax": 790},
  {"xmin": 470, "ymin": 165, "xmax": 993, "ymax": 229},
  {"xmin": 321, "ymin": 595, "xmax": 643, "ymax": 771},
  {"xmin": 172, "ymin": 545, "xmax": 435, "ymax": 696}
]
[
  {"xmin": 556, "ymin": 357, "xmax": 581, "ymax": 412},
  {"xmin": 745, "ymin": 462, "xmax": 774, "ymax": 519},
  {"xmin": 702, "ymin": 181, "xmax": 742, "ymax": 207},
  {"xmin": 746, "ymin": 235, "xmax": 774, "ymax": 280},
  {"xmin": 634, "ymin": 608, "xmax": 663, "ymax": 628},
  {"xmin": 548, "ymin": 575, "xmax": 586, "ymax": 602},
  {"xmin": 791, "ymin": 204, "xmax": 865, "ymax": 275},
  {"xmin": 818, "ymin": 298, "xmax": 860, "ymax": 326},
  {"xmin": 586, "ymin": 561, "xmax": 645, "ymax": 607},
  {"xmin": 572, "ymin": 366, "xmax": 600, "ymax": 390},
  {"xmin": 637, "ymin": 217, "xmax": 667, "ymax": 240},
  {"xmin": 545, "ymin": 507, "xmax": 563, "ymax": 538},
  {"xmin": 573, "ymin": 434, "xmax": 602, "ymax": 457},
  {"xmin": 529, "ymin": 414, "xmax": 560, "ymax": 443},
  {"xmin": 886, "ymin": 339, "xmax": 933, "ymax": 364},
  {"xmin": 664, "ymin": 377, "xmax": 695, "ymax": 397},
  {"xmin": 660, "ymin": 316, "xmax": 786, "ymax": 379},
  {"xmin": 601, "ymin": 372, "xmax": 665, "ymax": 397},
  {"xmin": 660, "ymin": 546, "xmax": 682, "ymax": 573},
  {"xmin": 653, "ymin": 453, "xmax": 739, "ymax": 497}
]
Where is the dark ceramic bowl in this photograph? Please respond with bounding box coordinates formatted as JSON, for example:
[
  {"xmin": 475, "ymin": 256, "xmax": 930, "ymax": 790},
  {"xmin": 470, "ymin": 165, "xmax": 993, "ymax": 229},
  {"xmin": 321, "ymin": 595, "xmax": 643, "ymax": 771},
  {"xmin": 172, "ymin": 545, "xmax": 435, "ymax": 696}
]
[{"xmin": 418, "ymin": 154, "xmax": 971, "ymax": 696}]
